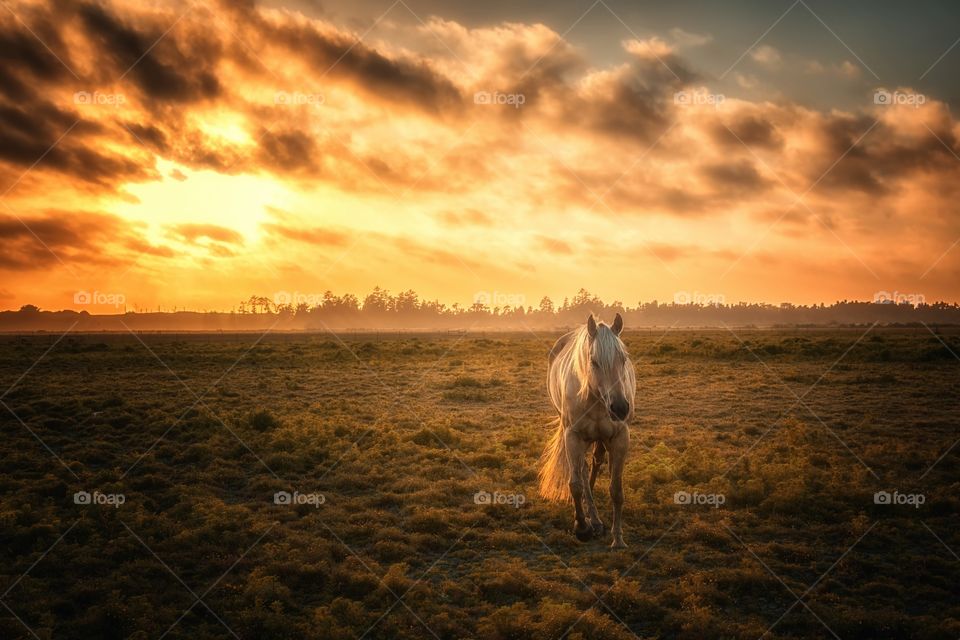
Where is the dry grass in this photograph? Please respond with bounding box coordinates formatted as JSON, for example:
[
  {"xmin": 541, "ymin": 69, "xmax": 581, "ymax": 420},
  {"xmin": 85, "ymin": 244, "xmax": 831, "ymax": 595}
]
[{"xmin": 0, "ymin": 328, "xmax": 958, "ymax": 638}]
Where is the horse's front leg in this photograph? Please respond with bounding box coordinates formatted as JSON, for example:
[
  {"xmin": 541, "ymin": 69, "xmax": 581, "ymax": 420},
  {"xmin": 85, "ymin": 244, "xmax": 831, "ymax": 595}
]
[
  {"xmin": 589, "ymin": 441, "xmax": 605, "ymax": 492},
  {"xmin": 607, "ymin": 425, "xmax": 629, "ymax": 548},
  {"xmin": 563, "ymin": 429, "xmax": 592, "ymax": 541},
  {"xmin": 582, "ymin": 443, "xmax": 605, "ymax": 538}
]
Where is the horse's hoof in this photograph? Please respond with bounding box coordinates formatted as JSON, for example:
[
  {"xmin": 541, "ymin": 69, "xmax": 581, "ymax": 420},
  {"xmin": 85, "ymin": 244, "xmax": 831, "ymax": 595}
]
[
  {"xmin": 574, "ymin": 523, "xmax": 593, "ymax": 542},
  {"xmin": 610, "ymin": 538, "xmax": 627, "ymax": 549}
]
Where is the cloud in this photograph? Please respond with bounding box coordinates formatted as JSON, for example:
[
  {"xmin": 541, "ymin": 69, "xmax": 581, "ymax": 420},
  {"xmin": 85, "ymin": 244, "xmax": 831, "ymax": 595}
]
[
  {"xmin": 0, "ymin": 98, "xmax": 156, "ymax": 193},
  {"xmin": 668, "ymin": 28, "xmax": 712, "ymax": 48},
  {"xmin": 390, "ymin": 235, "xmax": 487, "ymax": 270},
  {"xmin": 231, "ymin": 4, "xmax": 463, "ymax": 113},
  {"xmin": 170, "ymin": 223, "xmax": 244, "ymax": 245},
  {"xmin": 0, "ymin": 209, "xmax": 166, "ymax": 269},
  {"xmin": 125, "ymin": 237, "xmax": 176, "ymax": 258},
  {"xmin": 77, "ymin": 3, "xmax": 222, "ymax": 104},
  {"xmin": 804, "ymin": 59, "xmax": 862, "ymax": 78},
  {"xmin": 710, "ymin": 112, "xmax": 783, "ymax": 150},
  {"xmin": 256, "ymin": 128, "xmax": 319, "ymax": 174},
  {"xmin": 624, "ymin": 37, "xmax": 675, "ymax": 59},
  {"xmin": 700, "ymin": 159, "xmax": 770, "ymax": 194},
  {"xmin": 262, "ymin": 221, "xmax": 348, "ymax": 246},
  {"xmin": 438, "ymin": 209, "xmax": 494, "ymax": 226},
  {"xmin": 735, "ymin": 73, "xmax": 759, "ymax": 90},
  {"xmin": 167, "ymin": 223, "xmax": 244, "ymax": 256},
  {"xmin": 536, "ymin": 235, "xmax": 574, "ymax": 255},
  {"xmin": 750, "ymin": 45, "xmax": 782, "ymax": 68}
]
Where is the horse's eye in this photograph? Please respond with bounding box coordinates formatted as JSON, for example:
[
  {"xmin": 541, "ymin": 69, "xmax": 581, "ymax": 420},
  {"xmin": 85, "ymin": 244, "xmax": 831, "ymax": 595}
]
[{"xmin": 591, "ymin": 359, "xmax": 600, "ymax": 368}]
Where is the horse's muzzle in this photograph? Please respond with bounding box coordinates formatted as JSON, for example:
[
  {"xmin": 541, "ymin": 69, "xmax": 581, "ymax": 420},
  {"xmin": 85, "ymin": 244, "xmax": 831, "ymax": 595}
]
[{"xmin": 609, "ymin": 399, "xmax": 629, "ymax": 421}]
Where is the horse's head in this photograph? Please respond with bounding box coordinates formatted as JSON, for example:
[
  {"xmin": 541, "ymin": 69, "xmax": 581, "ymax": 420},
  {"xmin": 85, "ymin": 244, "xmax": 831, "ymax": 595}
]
[{"xmin": 585, "ymin": 313, "xmax": 633, "ymax": 421}]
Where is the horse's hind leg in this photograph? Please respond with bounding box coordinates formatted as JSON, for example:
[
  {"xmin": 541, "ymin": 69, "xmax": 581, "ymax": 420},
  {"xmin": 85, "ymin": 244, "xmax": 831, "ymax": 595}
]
[{"xmin": 589, "ymin": 441, "xmax": 605, "ymax": 491}]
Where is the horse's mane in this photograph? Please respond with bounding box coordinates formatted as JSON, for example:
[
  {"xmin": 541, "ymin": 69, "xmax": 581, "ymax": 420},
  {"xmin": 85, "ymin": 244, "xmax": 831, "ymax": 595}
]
[{"xmin": 550, "ymin": 320, "xmax": 631, "ymax": 408}]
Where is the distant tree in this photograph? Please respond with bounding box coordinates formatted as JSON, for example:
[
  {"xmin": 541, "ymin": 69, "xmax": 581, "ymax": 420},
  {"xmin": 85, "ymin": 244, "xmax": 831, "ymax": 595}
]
[
  {"xmin": 571, "ymin": 288, "xmax": 602, "ymax": 309},
  {"xmin": 363, "ymin": 287, "xmax": 392, "ymax": 313},
  {"xmin": 395, "ymin": 289, "xmax": 419, "ymax": 314}
]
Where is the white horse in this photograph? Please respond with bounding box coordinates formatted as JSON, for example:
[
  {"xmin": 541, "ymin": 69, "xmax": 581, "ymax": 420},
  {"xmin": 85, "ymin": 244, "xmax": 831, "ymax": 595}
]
[{"xmin": 539, "ymin": 313, "xmax": 637, "ymax": 548}]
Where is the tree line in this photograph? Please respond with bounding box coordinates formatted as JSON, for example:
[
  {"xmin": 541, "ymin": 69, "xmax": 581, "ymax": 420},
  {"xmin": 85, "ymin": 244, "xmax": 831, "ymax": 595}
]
[
  {"xmin": 5, "ymin": 288, "xmax": 959, "ymax": 331},
  {"xmin": 227, "ymin": 288, "xmax": 960, "ymax": 329}
]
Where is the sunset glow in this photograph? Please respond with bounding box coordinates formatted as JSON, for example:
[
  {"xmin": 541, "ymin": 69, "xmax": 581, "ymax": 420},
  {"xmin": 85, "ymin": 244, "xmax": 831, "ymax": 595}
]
[{"xmin": 2, "ymin": 0, "xmax": 959, "ymax": 312}]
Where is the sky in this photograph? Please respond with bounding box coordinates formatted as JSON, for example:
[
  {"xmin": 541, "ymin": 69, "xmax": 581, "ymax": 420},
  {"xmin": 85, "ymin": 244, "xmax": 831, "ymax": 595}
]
[{"xmin": 1, "ymin": 0, "xmax": 959, "ymax": 312}]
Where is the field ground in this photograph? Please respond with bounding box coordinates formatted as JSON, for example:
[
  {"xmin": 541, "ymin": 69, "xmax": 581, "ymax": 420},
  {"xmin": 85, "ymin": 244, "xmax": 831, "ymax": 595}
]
[{"xmin": 1, "ymin": 327, "xmax": 959, "ymax": 639}]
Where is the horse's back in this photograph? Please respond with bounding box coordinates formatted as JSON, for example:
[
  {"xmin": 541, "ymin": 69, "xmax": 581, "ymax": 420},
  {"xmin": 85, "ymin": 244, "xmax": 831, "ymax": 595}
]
[
  {"xmin": 548, "ymin": 331, "xmax": 575, "ymax": 365},
  {"xmin": 547, "ymin": 331, "xmax": 577, "ymax": 414}
]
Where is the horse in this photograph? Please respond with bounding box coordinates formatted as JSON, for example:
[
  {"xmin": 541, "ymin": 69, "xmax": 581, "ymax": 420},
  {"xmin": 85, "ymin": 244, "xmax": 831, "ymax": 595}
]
[{"xmin": 539, "ymin": 313, "xmax": 637, "ymax": 548}]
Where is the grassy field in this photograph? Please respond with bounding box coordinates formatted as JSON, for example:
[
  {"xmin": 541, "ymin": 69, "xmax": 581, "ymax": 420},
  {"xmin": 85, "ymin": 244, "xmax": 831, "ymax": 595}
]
[{"xmin": 1, "ymin": 327, "xmax": 958, "ymax": 639}]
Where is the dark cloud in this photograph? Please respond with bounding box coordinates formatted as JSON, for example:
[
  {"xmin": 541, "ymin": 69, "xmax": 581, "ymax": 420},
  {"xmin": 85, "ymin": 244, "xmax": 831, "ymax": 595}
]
[
  {"xmin": 0, "ymin": 210, "xmax": 161, "ymax": 270},
  {"xmin": 123, "ymin": 122, "xmax": 169, "ymax": 152},
  {"xmin": 0, "ymin": 101, "xmax": 153, "ymax": 190},
  {"xmin": 222, "ymin": 1, "xmax": 462, "ymax": 113},
  {"xmin": 257, "ymin": 128, "xmax": 318, "ymax": 173},
  {"xmin": 803, "ymin": 115, "xmax": 959, "ymax": 195},
  {"xmin": 0, "ymin": 9, "xmax": 74, "ymax": 82},
  {"xmin": 0, "ymin": 8, "xmax": 156, "ymax": 192},
  {"xmin": 565, "ymin": 53, "xmax": 697, "ymax": 144},
  {"xmin": 77, "ymin": 3, "xmax": 222, "ymax": 104},
  {"xmin": 700, "ymin": 159, "xmax": 770, "ymax": 193},
  {"xmin": 710, "ymin": 113, "xmax": 782, "ymax": 149}
]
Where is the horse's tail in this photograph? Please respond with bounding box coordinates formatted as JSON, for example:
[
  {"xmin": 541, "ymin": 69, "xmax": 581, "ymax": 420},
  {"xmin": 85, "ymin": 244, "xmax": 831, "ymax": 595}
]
[{"xmin": 538, "ymin": 418, "xmax": 570, "ymax": 502}]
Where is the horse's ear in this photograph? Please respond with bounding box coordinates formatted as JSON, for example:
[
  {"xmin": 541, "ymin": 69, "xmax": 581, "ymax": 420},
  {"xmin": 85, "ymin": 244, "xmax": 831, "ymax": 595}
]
[
  {"xmin": 587, "ymin": 314, "xmax": 598, "ymax": 338},
  {"xmin": 612, "ymin": 312, "xmax": 623, "ymax": 335}
]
